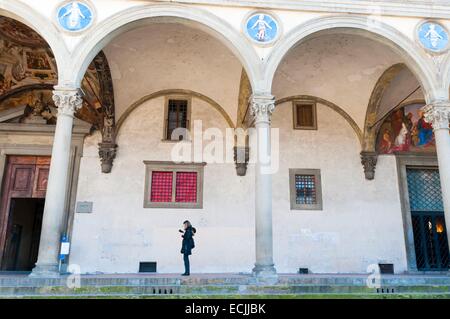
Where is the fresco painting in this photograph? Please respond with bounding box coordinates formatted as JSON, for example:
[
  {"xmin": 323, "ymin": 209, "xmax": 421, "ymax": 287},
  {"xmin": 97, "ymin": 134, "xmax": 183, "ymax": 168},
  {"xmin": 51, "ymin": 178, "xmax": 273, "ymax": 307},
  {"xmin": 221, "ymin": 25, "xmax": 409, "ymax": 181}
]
[{"xmin": 377, "ymin": 103, "xmax": 435, "ymax": 154}]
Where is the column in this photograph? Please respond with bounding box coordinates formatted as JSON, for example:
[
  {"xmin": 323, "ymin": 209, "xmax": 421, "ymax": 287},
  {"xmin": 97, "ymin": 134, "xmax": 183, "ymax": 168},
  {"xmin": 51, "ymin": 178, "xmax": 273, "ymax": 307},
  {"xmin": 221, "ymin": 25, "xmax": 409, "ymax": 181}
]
[
  {"xmin": 250, "ymin": 94, "xmax": 277, "ymax": 282},
  {"xmin": 31, "ymin": 88, "xmax": 83, "ymax": 276},
  {"xmin": 423, "ymin": 101, "xmax": 450, "ymax": 251}
]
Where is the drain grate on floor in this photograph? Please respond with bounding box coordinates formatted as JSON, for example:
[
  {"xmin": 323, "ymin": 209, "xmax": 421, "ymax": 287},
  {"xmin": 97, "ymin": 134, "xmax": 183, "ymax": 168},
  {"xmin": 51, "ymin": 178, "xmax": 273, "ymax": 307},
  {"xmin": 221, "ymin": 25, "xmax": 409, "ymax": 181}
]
[
  {"xmin": 376, "ymin": 287, "xmax": 395, "ymax": 294},
  {"xmin": 150, "ymin": 286, "xmax": 179, "ymax": 295}
]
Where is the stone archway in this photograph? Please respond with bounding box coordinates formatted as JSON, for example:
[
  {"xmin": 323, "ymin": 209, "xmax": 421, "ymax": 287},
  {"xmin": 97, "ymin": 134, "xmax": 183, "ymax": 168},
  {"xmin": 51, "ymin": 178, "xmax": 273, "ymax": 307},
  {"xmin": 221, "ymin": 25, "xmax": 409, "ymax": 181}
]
[
  {"xmin": 63, "ymin": 4, "xmax": 261, "ymax": 92},
  {"xmin": 263, "ymin": 15, "xmax": 439, "ymax": 101}
]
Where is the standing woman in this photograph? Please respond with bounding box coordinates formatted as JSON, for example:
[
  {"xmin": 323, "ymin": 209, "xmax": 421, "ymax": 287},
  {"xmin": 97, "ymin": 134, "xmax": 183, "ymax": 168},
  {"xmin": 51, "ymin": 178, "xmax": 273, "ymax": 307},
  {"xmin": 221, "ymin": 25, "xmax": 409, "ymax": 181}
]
[{"xmin": 180, "ymin": 220, "xmax": 196, "ymax": 276}]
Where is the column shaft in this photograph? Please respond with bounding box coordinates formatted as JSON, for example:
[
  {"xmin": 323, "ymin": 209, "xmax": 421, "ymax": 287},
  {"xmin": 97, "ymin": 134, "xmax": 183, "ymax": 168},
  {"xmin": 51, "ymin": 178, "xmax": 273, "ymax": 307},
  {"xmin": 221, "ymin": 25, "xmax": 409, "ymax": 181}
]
[
  {"xmin": 423, "ymin": 102, "xmax": 450, "ymax": 251},
  {"xmin": 31, "ymin": 88, "xmax": 82, "ymax": 276},
  {"xmin": 251, "ymin": 95, "xmax": 277, "ymax": 281}
]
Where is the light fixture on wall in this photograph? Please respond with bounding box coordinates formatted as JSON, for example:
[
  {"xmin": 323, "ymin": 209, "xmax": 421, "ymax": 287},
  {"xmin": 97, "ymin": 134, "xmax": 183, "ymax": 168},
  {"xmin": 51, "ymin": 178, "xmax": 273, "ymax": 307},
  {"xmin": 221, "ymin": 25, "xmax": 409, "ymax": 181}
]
[{"xmin": 436, "ymin": 221, "xmax": 444, "ymax": 234}]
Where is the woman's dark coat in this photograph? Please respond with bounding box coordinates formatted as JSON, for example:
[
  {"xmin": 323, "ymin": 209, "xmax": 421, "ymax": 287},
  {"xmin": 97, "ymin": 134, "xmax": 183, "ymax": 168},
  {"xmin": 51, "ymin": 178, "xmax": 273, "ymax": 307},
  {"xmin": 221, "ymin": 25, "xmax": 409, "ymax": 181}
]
[{"xmin": 181, "ymin": 226, "xmax": 195, "ymax": 255}]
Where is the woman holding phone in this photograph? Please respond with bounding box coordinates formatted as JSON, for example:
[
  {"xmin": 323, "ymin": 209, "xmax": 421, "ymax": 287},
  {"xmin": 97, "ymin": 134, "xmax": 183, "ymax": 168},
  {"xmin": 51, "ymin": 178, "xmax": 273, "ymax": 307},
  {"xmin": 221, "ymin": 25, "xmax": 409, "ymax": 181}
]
[{"xmin": 179, "ymin": 220, "xmax": 196, "ymax": 276}]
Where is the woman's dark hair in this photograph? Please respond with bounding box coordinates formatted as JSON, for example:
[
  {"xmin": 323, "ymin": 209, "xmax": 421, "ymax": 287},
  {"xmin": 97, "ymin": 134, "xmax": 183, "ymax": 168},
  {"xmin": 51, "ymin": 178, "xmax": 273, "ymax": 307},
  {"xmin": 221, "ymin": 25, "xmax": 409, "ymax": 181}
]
[{"xmin": 183, "ymin": 220, "xmax": 191, "ymax": 228}]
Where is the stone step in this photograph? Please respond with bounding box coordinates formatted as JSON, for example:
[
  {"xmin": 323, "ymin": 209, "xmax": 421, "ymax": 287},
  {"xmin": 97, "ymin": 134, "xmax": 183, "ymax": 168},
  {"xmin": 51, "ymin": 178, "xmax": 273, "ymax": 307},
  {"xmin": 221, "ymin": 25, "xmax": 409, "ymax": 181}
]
[
  {"xmin": 1, "ymin": 274, "xmax": 449, "ymax": 288},
  {"xmin": 0, "ymin": 283, "xmax": 449, "ymax": 297},
  {"xmin": 1, "ymin": 274, "xmax": 449, "ymax": 297}
]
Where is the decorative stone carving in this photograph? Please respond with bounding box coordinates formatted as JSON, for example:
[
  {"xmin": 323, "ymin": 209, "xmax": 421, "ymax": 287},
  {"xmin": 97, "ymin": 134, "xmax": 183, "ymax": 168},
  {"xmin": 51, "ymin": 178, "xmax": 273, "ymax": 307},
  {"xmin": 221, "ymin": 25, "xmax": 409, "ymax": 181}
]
[
  {"xmin": 233, "ymin": 146, "xmax": 250, "ymax": 176},
  {"xmin": 52, "ymin": 89, "xmax": 83, "ymax": 117},
  {"xmin": 93, "ymin": 52, "xmax": 117, "ymax": 173},
  {"xmin": 98, "ymin": 141, "xmax": 117, "ymax": 174},
  {"xmin": 56, "ymin": 1, "xmax": 94, "ymax": 33},
  {"xmin": 250, "ymin": 95, "xmax": 275, "ymax": 124},
  {"xmin": 416, "ymin": 21, "xmax": 449, "ymax": 54},
  {"xmin": 244, "ymin": 12, "xmax": 281, "ymax": 46},
  {"xmin": 360, "ymin": 151, "xmax": 378, "ymax": 180},
  {"xmin": 20, "ymin": 93, "xmax": 55, "ymax": 124},
  {"xmin": 422, "ymin": 102, "xmax": 450, "ymax": 130}
]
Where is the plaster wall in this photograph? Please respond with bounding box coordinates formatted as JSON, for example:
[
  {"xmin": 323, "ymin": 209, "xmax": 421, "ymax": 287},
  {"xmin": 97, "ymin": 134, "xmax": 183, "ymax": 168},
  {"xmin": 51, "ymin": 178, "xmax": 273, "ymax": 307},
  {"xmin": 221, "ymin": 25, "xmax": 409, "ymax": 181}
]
[
  {"xmin": 272, "ymin": 34, "xmax": 417, "ymax": 131},
  {"xmin": 71, "ymin": 97, "xmax": 256, "ymax": 273},
  {"xmin": 70, "ymin": 25, "xmax": 412, "ymax": 274},
  {"xmin": 272, "ymin": 102, "xmax": 408, "ymax": 273},
  {"xmin": 71, "ymin": 98, "xmax": 408, "ymax": 274},
  {"xmin": 103, "ymin": 24, "xmax": 243, "ymax": 124}
]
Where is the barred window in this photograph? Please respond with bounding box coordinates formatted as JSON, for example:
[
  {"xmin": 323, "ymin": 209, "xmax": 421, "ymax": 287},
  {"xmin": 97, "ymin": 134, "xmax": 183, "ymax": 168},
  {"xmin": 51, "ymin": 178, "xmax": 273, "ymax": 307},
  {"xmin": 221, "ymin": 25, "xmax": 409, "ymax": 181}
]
[
  {"xmin": 165, "ymin": 98, "xmax": 190, "ymax": 141},
  {"xmin": 289, "ymin": 169, "xmax": 322, "ymax": 210},
  {"xmin": 144, "ymin": 161, "xmax": 205, "ymax": 209},
  {"xmin": 293, "ymin": 100, "xmax": 317, "ymax": 130},
  {"xmin": 295, "ymin": 174, "xmax": 316, "ymax": 205}
]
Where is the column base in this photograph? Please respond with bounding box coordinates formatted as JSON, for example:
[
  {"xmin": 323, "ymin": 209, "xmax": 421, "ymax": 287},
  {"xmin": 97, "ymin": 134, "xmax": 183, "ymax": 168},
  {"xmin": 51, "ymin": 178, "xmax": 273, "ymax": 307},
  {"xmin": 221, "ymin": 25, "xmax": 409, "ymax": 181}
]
[
  {"xmin": 252, "ymin": 264, "xmax": 278, "ymax": 285},
  {"xmin": 29, "ymin": 263, "xmax": 60, "ymax": 277}
]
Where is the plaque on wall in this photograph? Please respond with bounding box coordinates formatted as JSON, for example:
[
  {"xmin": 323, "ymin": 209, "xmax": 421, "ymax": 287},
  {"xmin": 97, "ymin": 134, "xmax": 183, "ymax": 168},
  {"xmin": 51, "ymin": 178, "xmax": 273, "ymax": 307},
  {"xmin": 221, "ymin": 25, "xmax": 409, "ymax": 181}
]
[
  {"xmin": 416, "ymin": 20, "xmax": 449, "ymax": 54},
  {"xmin": 243, "ymin": 11, "xmax": 281, "ymax": 46},
  {"xmin": 56, "ymin": 1, "xmax": 95, "ymax": 33},
  {"xmin": 76, "ymin": 201, "xmax": 93, "ymax": 213}
]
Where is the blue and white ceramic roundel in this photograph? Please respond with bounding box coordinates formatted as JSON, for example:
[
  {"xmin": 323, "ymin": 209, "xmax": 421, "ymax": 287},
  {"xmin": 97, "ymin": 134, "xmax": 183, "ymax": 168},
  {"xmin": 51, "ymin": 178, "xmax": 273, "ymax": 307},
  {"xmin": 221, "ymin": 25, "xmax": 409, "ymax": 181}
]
[
  {"xmin": 57, "ymin": 1, "xmax": 93, "ymax": 32},
  {"xmin": 245, "ymin": 13, "xmax": 279, "ymax": 44},
  {"xmin": 417, "ymin": 21, "xmax": 449, "ymax": 53}
]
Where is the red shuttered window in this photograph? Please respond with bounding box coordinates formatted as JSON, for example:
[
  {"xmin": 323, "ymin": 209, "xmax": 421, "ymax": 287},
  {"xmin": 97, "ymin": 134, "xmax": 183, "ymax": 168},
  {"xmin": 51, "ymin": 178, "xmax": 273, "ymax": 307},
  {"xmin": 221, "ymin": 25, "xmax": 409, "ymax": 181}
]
[
  {"xmin": 144, "ymin": 161, "xmax": 205, "ymax": 209},
  {"xmin": 150, "ymin": 171, "xmax": 173, "ymax": 202},
  {"xmin": 175, "ymin": 172, "xmax": 197, "ymax": 203}
]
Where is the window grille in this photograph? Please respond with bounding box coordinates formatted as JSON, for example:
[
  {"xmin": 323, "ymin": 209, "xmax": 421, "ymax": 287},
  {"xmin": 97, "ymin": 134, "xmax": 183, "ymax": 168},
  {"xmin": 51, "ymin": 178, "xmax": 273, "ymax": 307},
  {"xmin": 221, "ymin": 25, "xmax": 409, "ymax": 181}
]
[
  {"xmin": 295, "ymin": 174, "xmax": 316, "ymax": 205},
  {"xmin": 289, "ymin": 169, "xmax": 322, "ymax": 210},
  {"xmin": 407, "ymin": 168, "xmax": 449, "ymax": 271},
  {"xmin": 166, "ymin": 99, "xmax": 188, "ymax": 140}
]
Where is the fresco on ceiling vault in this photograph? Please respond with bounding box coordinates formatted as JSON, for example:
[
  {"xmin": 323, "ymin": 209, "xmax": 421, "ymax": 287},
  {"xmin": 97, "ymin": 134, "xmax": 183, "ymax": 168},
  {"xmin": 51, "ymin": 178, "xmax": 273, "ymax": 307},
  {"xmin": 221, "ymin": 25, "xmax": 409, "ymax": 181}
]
[
  {"xmin": 0, "ymin": 17, "xmax": 47, "ymax": 47},
  {"xmin": 377, "ymin": 103, "xmax": 436, "ymax": 154},
  {"xmin": 0, "ymin": 17, "xmax": 108, "ymax": 128},
  {"xmin": 0, "ymin": 41, "xmax": 57, "ymax": 95}
]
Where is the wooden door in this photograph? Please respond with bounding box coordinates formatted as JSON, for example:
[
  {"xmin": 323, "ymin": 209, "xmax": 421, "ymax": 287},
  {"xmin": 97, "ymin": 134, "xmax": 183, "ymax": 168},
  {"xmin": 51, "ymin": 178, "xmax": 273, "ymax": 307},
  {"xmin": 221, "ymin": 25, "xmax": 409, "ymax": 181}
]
[{"xmin": 0, "ymin": 156, "xmax": 50, "ymax": 267}]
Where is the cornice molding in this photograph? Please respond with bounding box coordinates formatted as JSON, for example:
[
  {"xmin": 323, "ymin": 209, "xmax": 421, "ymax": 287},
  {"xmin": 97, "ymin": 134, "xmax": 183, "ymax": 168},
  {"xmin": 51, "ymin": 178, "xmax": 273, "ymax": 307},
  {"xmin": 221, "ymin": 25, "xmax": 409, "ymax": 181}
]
[{"xmin": 152, "ymin": 0, "xmax": 450, "ymax": 19}]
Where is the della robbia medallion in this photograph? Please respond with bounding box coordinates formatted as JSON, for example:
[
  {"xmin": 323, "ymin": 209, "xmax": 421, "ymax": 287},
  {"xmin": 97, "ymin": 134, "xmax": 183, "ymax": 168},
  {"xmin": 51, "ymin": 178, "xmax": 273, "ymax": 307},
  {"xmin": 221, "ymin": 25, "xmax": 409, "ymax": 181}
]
[
  {"xmin": 244, "ymin": 12, "xmax": 280, "ymax": 45},
  {"xmin": 56, "ymin": 1, "xmax": 94, "ymax": 32},
  {"xmin": 417, "ymin": 21, "xmax": 449, "ymax": 53}
]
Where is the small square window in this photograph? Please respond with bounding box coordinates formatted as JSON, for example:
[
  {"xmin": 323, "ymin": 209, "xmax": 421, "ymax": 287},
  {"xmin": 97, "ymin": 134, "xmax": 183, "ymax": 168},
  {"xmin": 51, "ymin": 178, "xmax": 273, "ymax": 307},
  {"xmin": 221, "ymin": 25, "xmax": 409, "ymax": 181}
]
[
  {"xmin": 293, "ymin": 101, "xmax": 317, "ymax": 130},
  {"xmin": 164, "ymin": 97, "xmax": 191, "ymax": 141},
  {"xmin": 289, "ymin": 169, "xmax": 322, "ymax": 210},
  {"xmin": 144, "ymin": 161, "xmax": 205, "ymax": 209}
]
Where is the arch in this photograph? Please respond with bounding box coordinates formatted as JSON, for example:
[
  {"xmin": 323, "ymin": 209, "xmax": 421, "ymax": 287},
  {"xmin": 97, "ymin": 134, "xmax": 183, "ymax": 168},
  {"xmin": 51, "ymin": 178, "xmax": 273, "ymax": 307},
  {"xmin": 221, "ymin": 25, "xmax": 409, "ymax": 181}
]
[
  {"xmin": 0, "ymin": 1, "xmax": 69, "ymax": 77},
  {"xmin": 275, "ymin": 95, "xmax": 363, "ymax": 145},
  {"xmin": 362, "ymin": 63, "xmax": 426, "ymax": 152},
  {"xmin": 264, "ymin": 15, "xmax": 438, "ymax": 101},
  {"xmin": 363, "ymin": 63, "xmax": 407, "ymax": 151},
  {"xmin": 116, "ymin": 89, "xmax": 235, "ymax": 134},
  {"xmin": 64, "ymin": 4, "xmax": 261, "ymax": 91}
]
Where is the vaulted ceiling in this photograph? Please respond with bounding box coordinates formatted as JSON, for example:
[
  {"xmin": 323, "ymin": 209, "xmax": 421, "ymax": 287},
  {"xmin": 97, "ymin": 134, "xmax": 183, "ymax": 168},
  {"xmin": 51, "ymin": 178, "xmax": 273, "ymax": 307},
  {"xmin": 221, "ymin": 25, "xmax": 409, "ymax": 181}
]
[{"xmin": 0, "ymin": 16, "xmax": 114, "ymax": 130}]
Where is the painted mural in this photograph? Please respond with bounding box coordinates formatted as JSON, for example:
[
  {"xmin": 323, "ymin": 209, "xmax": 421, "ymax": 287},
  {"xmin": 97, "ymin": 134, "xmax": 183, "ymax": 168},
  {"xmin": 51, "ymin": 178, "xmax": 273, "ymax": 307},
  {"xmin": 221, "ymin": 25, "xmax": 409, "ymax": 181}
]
[
  {"xmin": 0, "ymin": 17, "xmax": 111, "ymax": 130},
  {"xmin": 377, "ymin": 103, "xmax": 435, "ymax": 154},
  {"xmin": 0, "ymin": 31, "xmax": 57, "ymax": 96}
]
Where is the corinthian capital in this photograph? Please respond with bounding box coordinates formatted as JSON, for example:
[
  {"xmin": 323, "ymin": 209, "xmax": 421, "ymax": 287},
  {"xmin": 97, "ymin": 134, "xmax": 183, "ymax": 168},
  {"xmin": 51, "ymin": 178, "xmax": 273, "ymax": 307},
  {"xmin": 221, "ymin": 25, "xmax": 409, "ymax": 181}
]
[
  {"xmin": 52, "ymin": 89, "xmax": 83, "ymax": 117},
  {"xmin": 422, "ymin": 101, "xmax": 450, "ymax": 131},
  {"xmin": 250, "ymin": 94, "xmax": 275, "ymax": 124}
]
